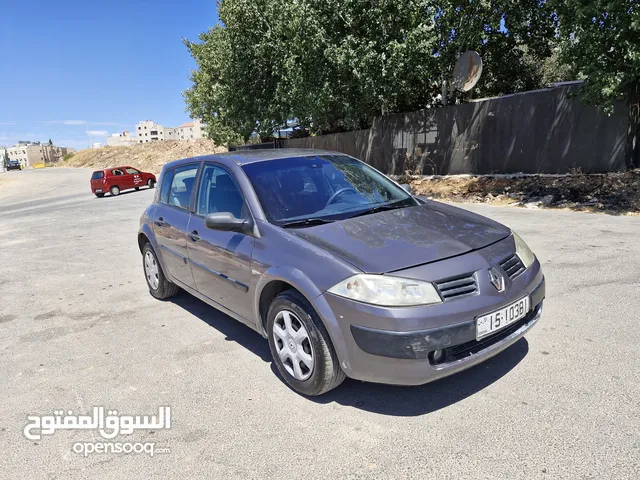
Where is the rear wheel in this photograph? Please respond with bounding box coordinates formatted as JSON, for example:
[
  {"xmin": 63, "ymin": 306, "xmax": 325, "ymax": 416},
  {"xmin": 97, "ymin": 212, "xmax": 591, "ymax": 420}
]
[
  {"xmin": 95, "ymin": 193, "xmax": 105, "ymax": 198},
  {"xmin": 110, "ymin": 185, "xmax": 120, "ymax": 196},
  {"xmin": 267, "ymin": 290, "xmax": 345, "ymax": 396},
  {"xmin": 142, "ymin": 243, "xmax": 179, "ymax": 300},
  {"xmin": 135, "ymin": 187, "xmax": 140, "ymax": 191},
  {"xmin": 147, "ymin": 179, "xmax": 155, "ymax": 188}
]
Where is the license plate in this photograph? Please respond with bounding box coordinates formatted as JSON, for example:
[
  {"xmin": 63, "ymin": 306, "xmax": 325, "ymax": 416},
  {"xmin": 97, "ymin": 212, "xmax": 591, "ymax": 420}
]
[
  {"xmin": 95, "ymin": 189, "xmax": 103, "ymax": 192},
  {"xmin": 476, "ymin": 296, "xmax": 530, "ymax": 340}
]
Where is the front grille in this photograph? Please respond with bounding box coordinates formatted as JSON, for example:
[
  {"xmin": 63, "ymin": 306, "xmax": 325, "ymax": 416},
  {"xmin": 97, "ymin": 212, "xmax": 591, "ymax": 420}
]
[
  {"xmin": 435, "ymin": 273, "xmax": 478, "ymax": 301},
  {"xmin": 432, "ymin": 303, "xmax": 541, "ymax": 365},
  {"xmin": 500, "ymin": 254, "xmax": 526, "ymax": 280}
]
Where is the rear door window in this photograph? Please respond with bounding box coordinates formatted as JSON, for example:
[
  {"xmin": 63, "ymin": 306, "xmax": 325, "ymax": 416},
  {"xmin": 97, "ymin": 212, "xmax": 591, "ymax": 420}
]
[
  {"xmin": 111, "ymin": 168, "xmax": 124, "ymax": 176},
  {"xmin": 91, "ymin": 171, "xmax": 104, "ymax": 180}
]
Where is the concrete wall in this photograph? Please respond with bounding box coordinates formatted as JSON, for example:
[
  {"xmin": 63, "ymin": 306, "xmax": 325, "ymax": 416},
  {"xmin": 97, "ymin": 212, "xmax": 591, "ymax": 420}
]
[{"xmin": 283, "ymin": 85, "xmax": 628, "ymax": 174}]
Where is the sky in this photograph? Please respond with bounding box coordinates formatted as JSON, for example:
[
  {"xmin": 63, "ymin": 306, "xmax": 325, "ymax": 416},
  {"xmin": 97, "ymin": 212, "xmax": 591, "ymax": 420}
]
[{"xmin": 0, "ymin": 0, "xmax": 219, "ymax": 150}]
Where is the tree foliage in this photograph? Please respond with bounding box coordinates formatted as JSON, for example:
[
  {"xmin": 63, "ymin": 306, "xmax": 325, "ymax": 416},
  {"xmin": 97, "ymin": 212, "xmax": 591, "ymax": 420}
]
[
  {"xmin": 184, "ymin": 0, "xmax": 636, "ymax": 144},
  {"xmin": 554, "ymin": 0, "xmax": 640, "ymax": 113}
]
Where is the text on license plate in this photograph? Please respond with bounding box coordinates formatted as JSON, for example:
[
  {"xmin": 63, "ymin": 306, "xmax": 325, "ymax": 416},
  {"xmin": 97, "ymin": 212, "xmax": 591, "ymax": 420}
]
[
  {"xmin": 95, "ymin": 189, "xmax": 103, "ymax": 192},
  {"xmin": 476, "ymin": 296, "xmax": 530, "ymax": 340}
]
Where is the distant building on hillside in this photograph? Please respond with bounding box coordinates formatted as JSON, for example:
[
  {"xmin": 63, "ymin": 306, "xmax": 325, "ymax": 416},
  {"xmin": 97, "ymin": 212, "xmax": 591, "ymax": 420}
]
[
  {"xmin": 107, "ymin": 130, "xmax": 137, "ymax": 147},
  {"xmin": 177, "ymin": 119, "xmax": 206, "ymax": 140},
  {"xmin": 5, "ymin": 141, "xmax": 75, "ymax": 167},
  {"xmin": 130, "ymin": 119, "xmax": 207, "ymax": 144},
  {"xmin": 135, "ymin": 120, "xmax": 178, "ymax": 143}
]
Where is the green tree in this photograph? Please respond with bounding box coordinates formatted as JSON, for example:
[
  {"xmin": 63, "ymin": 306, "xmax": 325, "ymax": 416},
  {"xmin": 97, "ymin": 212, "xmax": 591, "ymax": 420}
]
[
  {"xmin": 555, "ymin": 0, "xmax": 639, "ymax": 112},
  {"xmin": 184, "ymin": 0, "xmax": 559, "ymax": 144},
  {"xmin": 554, "ymin": 0, "xmax": 639, "ymax": 166}
]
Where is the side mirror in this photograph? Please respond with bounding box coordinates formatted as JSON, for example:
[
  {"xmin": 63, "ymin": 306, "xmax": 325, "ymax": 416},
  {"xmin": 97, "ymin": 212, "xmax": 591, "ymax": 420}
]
[
  {"xmin": 205, "ymin": 212, "xmax": 253, "ymax": 234},
  {"xmin": 400, "ymin": 183, "xmax": 412, "ymax": 194}
]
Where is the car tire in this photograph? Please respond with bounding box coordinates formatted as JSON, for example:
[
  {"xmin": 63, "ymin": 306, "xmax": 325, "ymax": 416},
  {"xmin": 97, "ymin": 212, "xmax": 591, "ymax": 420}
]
[
  {"xmin": 110, "ymin": 185, "xmax": 120, "ymax": 196},
  {"xmin": 135, "ymin": 187, "xmax": 140, "ymax": 191},
  {"xmin": 95, "ymin": 193, "xmax": 105, "ymax": 198},
  {"xmin": 147, "ymin": 179, "xmax": 155, "ymax": 189},
  {"xmin": 142, "ymin": 243, "xmax": 179, "ymax": 300},
  {"xmin": 267, "ymin": 290, "xmax": 345, "ymax": 396}
]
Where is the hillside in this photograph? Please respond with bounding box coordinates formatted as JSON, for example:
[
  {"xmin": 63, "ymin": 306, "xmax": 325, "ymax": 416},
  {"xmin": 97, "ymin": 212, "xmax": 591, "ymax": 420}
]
[{"xmin": 62, "ymin": 139, "xmax": 227, "ymax": 174}]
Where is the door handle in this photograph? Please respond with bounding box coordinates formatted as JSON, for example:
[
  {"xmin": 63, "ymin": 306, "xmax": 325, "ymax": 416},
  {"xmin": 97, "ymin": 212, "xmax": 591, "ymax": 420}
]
[
  {"xmin": 189, "ymin": 230, "xmax": 201, "ymax": 242},
  {"xmin": 155, "ymin": 217, "xmax": 167, "ymax": 227}
]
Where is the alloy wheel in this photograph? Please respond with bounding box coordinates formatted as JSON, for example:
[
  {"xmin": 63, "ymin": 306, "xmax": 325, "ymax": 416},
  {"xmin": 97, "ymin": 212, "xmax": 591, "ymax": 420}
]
[{"xmin": 272, "ymin": 310, "xmax": 315, "ymax": 381}]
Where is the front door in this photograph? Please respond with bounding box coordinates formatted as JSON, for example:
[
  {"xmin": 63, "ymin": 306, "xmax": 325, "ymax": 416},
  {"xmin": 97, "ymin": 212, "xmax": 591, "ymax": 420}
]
[
  {"xmin": 187, "ymin": 163, "xmax": 255, "ymax": 322},
  {"xmin": 152, "ymin": 163, "xmax": 200, "ymax": 288},
  {"xmin": 125, "ymin": 167, "xmax": 144, "ymax": 189}
]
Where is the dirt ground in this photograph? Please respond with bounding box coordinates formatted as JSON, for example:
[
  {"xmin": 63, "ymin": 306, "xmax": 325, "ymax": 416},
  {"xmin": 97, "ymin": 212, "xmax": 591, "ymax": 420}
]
[
  {"xmin": 409, "ymin": 169, "xmax": 640, "ymax": 215},
  {"xmin": 60, "ymin": 138, "xmax": 227, "ymax": 174}
]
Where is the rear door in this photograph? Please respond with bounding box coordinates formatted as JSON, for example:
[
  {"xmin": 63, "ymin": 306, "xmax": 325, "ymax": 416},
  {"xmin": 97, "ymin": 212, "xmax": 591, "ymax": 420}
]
[
  {"xmin": 186, "ymin": 163, "xmax": 255, "ymax": 321},
  {"xmin": 152, "ymin": 163, "xmax": 201, "ymax": 288},
  {"xmin": 110, "ymin": 168, "xmax": 128, "ymax": 190}
]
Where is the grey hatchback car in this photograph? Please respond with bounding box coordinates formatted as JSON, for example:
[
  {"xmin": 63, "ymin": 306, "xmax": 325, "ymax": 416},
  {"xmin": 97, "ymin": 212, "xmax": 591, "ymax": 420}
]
[{"xmin": 138, "ymin": 149, "xmax": 545, "ymax": 396}]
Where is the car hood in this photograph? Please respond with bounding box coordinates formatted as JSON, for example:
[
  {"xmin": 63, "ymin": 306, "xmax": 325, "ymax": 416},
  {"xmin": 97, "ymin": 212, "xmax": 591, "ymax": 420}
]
[{"xmin": 288, "ymin": 201, "xmax": 511, "ymax": 273}]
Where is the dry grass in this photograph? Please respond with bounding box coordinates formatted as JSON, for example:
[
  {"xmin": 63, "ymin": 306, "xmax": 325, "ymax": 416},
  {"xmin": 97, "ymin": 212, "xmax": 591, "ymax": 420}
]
[{"xmin": 61, "ymin": 139, "xmax": 227, "ymax": 174}]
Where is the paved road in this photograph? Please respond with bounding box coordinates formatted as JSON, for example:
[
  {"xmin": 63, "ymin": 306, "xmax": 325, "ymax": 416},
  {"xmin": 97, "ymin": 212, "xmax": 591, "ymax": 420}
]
[{"xmin": 1, "ymin": 168, "xmax": 638, "ymax": 479}]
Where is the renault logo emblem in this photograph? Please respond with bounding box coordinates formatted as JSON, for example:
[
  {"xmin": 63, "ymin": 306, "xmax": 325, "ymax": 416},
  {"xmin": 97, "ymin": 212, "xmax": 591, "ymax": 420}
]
[{"xmin": 488, "ymin": 267, "xmax": 505, "ymax": 292}]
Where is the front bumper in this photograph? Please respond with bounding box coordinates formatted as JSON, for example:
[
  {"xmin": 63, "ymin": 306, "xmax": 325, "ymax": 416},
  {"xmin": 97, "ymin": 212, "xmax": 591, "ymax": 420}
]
[
  {"xmin": 350, "ymin": 282, "xmax": 544, "ymax": 361},
  {"xmin": 313, "ymin": 237, "xmax": 545, "ymax": 386}
]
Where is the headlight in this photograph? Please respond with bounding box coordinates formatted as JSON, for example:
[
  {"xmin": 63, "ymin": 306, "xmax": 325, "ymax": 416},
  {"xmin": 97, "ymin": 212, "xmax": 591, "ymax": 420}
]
[
  {"xmin": 327, "ymin": 274, "xmax": 442, "ymax": 307},
  {"xmin": 513, "ymin": 232, "xmax": 536, "ymax": 268}
]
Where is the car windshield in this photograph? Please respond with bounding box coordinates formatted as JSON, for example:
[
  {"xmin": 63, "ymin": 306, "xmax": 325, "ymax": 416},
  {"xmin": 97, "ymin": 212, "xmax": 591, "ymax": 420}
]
[
  {"xmin": 91, "ymin": 171, "xmax": 105, "ymax": 180},
  {"xmin": 242, "ymin": 155, "xmax": 416, "ymax": 225}
]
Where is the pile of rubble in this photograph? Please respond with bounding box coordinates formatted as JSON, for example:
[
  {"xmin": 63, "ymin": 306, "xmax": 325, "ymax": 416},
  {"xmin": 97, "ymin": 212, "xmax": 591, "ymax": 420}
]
[
  {"xmin": 62, "ymin": 139, "xmax": 226, "ymax": 174},
  {"xmin": 409, "ymin": 169, "xmax": 640, "ymax": 214}
]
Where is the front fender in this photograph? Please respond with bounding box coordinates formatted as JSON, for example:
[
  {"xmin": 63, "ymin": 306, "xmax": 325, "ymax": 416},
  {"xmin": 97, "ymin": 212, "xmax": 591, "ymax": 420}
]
[
  {"xmin": 253, "ymin": 265, "xmax": 324, "ymax": 336},
  {"xmin": 252, "ymin": 266, "xmax": 351, "ymax": 368}
]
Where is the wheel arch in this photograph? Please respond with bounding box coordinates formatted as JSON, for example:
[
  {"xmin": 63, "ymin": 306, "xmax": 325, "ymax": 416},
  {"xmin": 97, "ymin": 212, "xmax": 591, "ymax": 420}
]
[
  {"xmin": 254, "ymin": 268, "xmax": 323, "ymax": 337},
  {"xmin": 137, "ymin": 222, "xmax": 172, "ymax": 283}
]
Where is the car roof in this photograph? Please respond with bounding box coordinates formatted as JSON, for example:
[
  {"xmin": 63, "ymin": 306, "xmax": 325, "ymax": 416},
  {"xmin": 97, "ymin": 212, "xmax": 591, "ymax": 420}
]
[{"xmin": 161, "ymin": 148, "xmax": 341, "ymax": 171}]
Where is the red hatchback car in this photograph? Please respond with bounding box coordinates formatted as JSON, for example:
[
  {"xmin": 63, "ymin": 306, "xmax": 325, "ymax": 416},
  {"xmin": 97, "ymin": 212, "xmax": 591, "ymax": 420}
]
[{"xmin": 90, "ymin": 166, "xmax": 156, "ymax": 197}]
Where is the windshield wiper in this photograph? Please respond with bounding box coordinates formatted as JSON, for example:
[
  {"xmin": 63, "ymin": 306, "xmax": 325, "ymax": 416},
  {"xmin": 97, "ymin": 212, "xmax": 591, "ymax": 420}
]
[
  {"xmin": 347, "ymin": 200, "xmax": 411, "ymax": 219},
  {"xmin": 280, "ymin": 218, "xmax": 336, "ymax": 228}
]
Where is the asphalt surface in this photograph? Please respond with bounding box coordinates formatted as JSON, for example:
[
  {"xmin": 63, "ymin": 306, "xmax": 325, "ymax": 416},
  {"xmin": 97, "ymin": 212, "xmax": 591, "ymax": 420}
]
[{"xmin": 0, "ymin": 168, "xmax": 638, "ymax": 479}]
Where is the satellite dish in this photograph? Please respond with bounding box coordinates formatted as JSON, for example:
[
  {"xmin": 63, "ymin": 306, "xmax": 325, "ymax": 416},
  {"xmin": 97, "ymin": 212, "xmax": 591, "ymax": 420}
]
[{"xmin": 452, "ymin": 51, "xmax": 483, "ymax": 92}]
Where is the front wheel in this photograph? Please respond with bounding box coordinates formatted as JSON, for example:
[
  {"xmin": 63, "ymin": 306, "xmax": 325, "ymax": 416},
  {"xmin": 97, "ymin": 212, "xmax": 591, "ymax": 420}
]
[
  {"xmin": 147, "ymin": 179, "xmax": 155, "ymax": 189},
  {"xmin": 142, "ymin": 243, "xmax": 179, "ymax": 300},
  {"xmin": 110, "ymin": 185, "xmax": 120, "ymax": 196},
  {"xmin": 267, "ymin": 290, "xmax": 345, "ymax": 396}
]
